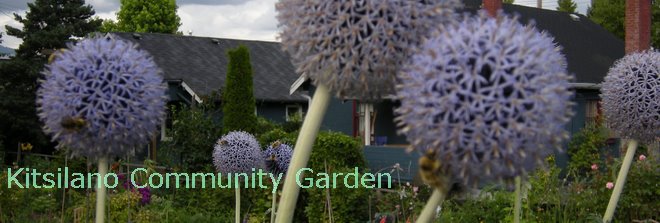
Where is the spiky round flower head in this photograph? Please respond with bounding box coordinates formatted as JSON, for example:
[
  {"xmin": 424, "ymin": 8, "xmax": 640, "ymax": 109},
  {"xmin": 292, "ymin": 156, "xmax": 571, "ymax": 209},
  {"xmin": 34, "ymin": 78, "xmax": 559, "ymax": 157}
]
[
  {"xmin": 601, "ymin": 50, "xmax": 659, "ymax": 144},
  {"xmin": 395, "ymin": 12, "xmax": 574, "ymax": 187},
  {"xmin": 213, "ymin": 131, "xmax": 265, "ymax": 174},
  {"xmin": 276, "ymin": 0, "xmax": 461, "ymax": 99},
  {"xmin": 36, "ymin": 34, "xmax": 167, "ymax": 159},
  {"xmin": 263, "ymin": 140, "xmax": 294, "ymax": 175}
]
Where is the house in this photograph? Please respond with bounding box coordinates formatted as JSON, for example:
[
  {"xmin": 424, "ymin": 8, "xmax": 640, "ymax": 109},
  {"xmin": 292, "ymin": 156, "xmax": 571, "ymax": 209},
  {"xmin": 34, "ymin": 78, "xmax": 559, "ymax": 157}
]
[
  {"xmin": 112, "ymin": 32, "xmax": 323, "ymax": 133},
  {"xmin": 290, "ymin": 1, "xmax": 626, "ymax": 182}
]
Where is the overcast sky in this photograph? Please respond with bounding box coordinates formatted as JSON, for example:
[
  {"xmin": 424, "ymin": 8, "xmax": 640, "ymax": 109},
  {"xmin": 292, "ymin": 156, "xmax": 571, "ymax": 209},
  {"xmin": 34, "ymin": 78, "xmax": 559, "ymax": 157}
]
[{"xmin": 0, "ymin": 0, "xmax": 589, "ymax": 49}]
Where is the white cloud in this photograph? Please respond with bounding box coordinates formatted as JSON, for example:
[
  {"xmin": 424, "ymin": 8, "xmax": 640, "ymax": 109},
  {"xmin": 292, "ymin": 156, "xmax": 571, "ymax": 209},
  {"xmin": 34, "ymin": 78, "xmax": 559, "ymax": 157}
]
[
  {"xmin": 178, "ymin": 0, "xmax": 278, "ymax": 41},
  {"xmin": 0, "ymin": 10, "xmax": 25, "ymax": 49}
]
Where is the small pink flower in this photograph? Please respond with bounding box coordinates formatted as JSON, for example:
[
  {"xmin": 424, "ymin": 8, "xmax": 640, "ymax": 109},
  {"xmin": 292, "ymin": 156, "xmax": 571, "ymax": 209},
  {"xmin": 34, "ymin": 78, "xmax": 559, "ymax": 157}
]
[
  {"xmin": 639, "ymin": 154, "xmax": 646, "ymax": 161},
  {"xmin": 591, "ymin": 164, "xmax": 598, "ymax": 170},
  {"xmin": 413, "ymin": 186, "xmax": 419, "ymax": 193},
  {"xmin": 606, "ymin": 182, "xmax": 614, "ymax": 189}
]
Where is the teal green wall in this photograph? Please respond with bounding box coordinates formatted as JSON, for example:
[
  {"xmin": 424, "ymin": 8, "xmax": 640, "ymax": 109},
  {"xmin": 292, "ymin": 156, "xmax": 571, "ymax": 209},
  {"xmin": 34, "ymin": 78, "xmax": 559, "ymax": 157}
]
[
  {"xmin": 256, "ymin": 101, "xmax": 308, "ymax": 124},
  {"xmin": 307, "ymin": 86, "xmax": 354, "ymax": 136}
]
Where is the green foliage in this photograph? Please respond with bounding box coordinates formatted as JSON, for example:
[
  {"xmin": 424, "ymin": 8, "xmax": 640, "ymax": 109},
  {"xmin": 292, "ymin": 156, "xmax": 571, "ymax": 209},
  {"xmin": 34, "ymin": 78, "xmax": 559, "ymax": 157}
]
[
  {"xmin": 588, "ymin": 0, "xmax": 625, "ymax": 40},
  {"xmin": 282, "ymin": 112, "xmax": 303, "ymax": 132},
  {"xmin": 588, "ymin": 0, "xmax": 660, "ymax": 48},
  {"xmin": 438, "ymin": 188, "xmax": 514, "ymax": 222},
  {"xmin": 303, "ymin": 132, "xmax": 369, "ymax": 222},
  {"xmin": 222, "ymin": 45, "xmax": 258, "ymax": 134},
  {"xmin": 255, "ymin": 116, "xmax": 283, "ymax": 136},
  {"xmin": 304, "ymin": 167, "xmax": 372, "ymax": 223},
  {"xmin": 1, "ymin": 0, "xmax": 101, "ymax": 152},
  {"xmin": 258, "ymin": 128, "xmax": 297, "ymax": 147},
  {"xmin": 374, "ymin": 182, "xmax": 432, "ymax": 222},
  {"xmin": 100, "ymin": 19, "xmax": 119, "ymax": 33},
  {"xmin": 567, "ymin": 122, "xmax": 609, "ymax": 175},
  {"xmin": 557, "ymin": 0, "xmax": 577, "ymax": 13},
  {"xmin": 107, "ymin": 0, "xmax": 181, "ymax": 33},
  {"xmin": 159, "ymin": 105, "xmax": 222, "ymax": 172},
  {"xmin": 503, "ymin": 0, "xmax": 515, "ymax": 4},
  {"xmin": 308, "ymin": 131, "xmax": 366, "ymax": 171}
]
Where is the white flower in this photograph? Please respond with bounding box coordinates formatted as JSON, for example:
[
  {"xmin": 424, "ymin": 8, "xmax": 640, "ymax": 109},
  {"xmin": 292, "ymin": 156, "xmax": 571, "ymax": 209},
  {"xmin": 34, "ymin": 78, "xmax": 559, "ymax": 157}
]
[{"xmin": 601, "ymin": 50, "xmax": 660, "ymax": 144}]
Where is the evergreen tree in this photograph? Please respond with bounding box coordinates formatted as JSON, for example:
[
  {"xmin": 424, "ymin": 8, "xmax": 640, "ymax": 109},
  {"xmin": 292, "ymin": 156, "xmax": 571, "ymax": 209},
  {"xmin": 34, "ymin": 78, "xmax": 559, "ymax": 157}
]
[
  {"xmin": 0, "ymin": 0, "xmax": 101, "ymax": 152},
  {"xmin": 222, "ymin": 45, "xmax": 258, "ymax": 134},
  {"xmin": 557, "ymin": 0, "xmax": 578, "ymax": 13},
  {"xmin": 103, "ymin": 0, "xmax": 181, "ymax": 34}
]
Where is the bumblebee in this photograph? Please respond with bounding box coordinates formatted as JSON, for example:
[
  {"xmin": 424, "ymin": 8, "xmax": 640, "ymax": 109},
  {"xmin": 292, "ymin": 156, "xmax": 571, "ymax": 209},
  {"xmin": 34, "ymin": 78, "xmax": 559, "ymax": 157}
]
[
  {"xmin": 217, "ymin": 139, "xmax": 228, "ymax": 145},
  {"xmin": 419, "ymin": 149, "xmax": 465, "ymax": 197},
  {"xmin": 60, "ymin": 116, "xmax": 87, "ymax": 131},
  {"xmin": 271, "ymin": 140, "xmax": 281, "ymax": 149},
  {"xmin": 419, "ymin": 149, "xmax": 446, "ymax": 190}
]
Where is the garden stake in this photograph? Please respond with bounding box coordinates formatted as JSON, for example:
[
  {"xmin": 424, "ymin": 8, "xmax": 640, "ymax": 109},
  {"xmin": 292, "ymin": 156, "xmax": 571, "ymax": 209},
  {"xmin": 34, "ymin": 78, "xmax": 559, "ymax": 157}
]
[
  {"xmin": 236, "ymin": 185, "xmax": 241, "ymax": 223},
  {"xmin": 416, "ymin": 188, "xmax": 446, "ymax": 223},
  {"xmin": 95, "ymin": 156, "xmax": 108, "ymax": 223},
  {"xmin": 603, "ymin": 139, "xmax": 638, "ymax": 223},
  {"xmin": 276, "ymin": 83, "xmax": 331, "ymax": 223},
  {"xmin": 514, "ymin": 176, "xmax": 522, "ymax": 223}
]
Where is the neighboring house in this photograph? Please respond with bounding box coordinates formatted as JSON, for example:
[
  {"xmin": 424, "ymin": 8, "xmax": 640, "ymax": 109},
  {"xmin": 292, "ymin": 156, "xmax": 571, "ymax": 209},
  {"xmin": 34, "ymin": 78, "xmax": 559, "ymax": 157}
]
[
  {"xmin": 112, "ymin": 32, "xmax": 315, "ymax": 138},
  {"xmin": 290, "ymin": 2, "xmax": 625, "ymax": 182}
]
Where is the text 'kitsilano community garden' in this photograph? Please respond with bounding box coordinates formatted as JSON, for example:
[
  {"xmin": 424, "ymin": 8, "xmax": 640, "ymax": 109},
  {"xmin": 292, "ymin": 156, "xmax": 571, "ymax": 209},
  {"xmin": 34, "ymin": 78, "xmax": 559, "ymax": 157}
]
[{"xmin": 0, "ymin": 0, "xmax": 658, "ymax": 222}]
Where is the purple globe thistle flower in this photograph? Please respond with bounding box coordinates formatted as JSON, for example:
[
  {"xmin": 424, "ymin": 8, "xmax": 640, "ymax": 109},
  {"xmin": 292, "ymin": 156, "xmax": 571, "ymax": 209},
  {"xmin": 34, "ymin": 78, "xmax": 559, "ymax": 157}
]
[
  {"xmin": 395, "ymin": 12, "xmax": 574, "ymax": 187},
  {"xmin": 601, "ymin": 50, "xmax": 659, "ymax": 144},
  {"xmin": 36, "ymin": 34, "xmax": 167, "ymax": 159},
  {"xmin": 276, "ymin": 0, "xmax": 461, "ymax": 99},
  {"xmin": 263, "ymin": 140, "xmax": 293, "ymax": 175},
  {"xmin": 213, "ymin": 131, "xmax": 265, "ymax": 174}
]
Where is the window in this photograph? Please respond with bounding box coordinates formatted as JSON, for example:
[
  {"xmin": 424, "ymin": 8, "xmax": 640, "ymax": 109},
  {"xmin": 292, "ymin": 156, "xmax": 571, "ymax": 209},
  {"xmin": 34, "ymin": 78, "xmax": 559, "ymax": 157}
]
[
  {"xmin": 161, "ymin": 103, "xmax": 175, "ymax": 141},
  {"xmin": 585, "ymin": 100, "xmax": 601, "ymax": 126},
  {"xmin": 286, "ymin": 105, "xmax": 303, "ymax": 121}
]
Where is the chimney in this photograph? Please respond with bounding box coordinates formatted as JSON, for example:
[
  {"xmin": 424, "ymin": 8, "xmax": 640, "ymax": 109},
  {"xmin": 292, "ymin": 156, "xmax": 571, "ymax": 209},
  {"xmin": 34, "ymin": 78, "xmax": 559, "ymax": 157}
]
[
  {"xmin": 625, "ymin": 0, "xmax": 651, "ymax": 53},
  {"xmin": 483, "ymin": 0, "xmax": 502, "ymax": 17}
]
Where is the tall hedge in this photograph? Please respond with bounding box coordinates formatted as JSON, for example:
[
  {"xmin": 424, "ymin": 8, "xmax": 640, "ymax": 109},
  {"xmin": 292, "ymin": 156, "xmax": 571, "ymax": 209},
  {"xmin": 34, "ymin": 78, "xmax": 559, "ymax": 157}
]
[{"xmin": 222, "ymin": 45, "xmax": 258, "ymax": 133}]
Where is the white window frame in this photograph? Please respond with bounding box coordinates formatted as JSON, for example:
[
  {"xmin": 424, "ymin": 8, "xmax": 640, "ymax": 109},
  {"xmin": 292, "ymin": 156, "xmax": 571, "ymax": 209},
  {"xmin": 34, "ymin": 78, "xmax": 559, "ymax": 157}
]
[{"xmin": 285, "ymin": 104, "xmax": 303, "ymax": 121}]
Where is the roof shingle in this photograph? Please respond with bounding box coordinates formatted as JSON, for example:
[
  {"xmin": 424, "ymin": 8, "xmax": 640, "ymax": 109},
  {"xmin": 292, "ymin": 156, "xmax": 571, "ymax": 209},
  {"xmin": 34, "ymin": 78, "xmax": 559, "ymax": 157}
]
[{"xmin": 113, "ymin": 32, "xmax": 306, "ymax": 102}]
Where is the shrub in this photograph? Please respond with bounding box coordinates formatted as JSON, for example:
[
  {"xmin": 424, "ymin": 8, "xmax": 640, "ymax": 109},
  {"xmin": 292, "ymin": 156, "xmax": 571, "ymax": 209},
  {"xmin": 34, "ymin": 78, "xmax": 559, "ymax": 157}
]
[
  {"xmin": 308, "ymin": 131, "xmax": 366, "ymax": 171},
  {"xmin": 222, "ymin": 45, "xmax": 258, "ymax": 134},
  {"xmin": 159, "ymin": 105, "xmax": 222, "ymax": 172},
  {"xmin": 304, "ymin": 167, "xmax": 372, "ymax": 223},
  {"xmin": 303, "ymin": 131, "xmax": 369, "ymax": 222},
  {"xmin": 567, "ymin": 122, "xmax": 609, "ymax": 175}
]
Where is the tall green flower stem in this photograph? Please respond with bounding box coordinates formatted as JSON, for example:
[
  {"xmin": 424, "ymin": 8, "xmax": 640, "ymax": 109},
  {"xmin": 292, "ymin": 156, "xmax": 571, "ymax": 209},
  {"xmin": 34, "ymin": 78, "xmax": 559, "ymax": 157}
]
[
  {"xmin": 514, "ymin": 176, "xmax": 522, "ymax": 223},
  {"xmin": 236, "ymin": 186, "xmax": 241, "ymax": 223},
  {"xmin": 270, "ymin": 191, "xmax": 277, "ymax": 223},
  {"xmin": 95, "ymin": 156, "xmax": 108, "ymax": 223},
  {"xmin": 276, "ymin": 84, "xmax": 331, "ymax": 223},
  {"xmin": 416, "ymin": 188, "xmax": 447, "ymax": 223},
  {"xmin": 603, "ymin": 139, "xmax": 638, "ymax": 223}
]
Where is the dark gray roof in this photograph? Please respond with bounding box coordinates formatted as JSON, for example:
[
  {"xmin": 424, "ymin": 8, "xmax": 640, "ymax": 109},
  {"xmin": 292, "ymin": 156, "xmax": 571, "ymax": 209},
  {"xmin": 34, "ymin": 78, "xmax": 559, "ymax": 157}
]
[
  {"xmin": 462, "ymin": 1, "xmax": 625, "ymax": 84},
  {"xmin": 112, "ymin": 32, "xmax": 306, "ymax": 102}
]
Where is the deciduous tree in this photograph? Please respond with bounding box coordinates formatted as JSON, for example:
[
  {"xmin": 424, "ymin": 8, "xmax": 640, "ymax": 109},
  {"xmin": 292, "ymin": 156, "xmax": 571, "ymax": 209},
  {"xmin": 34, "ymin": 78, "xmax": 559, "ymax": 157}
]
[{"xmin": 104, "ymin": 0, "xmax": 181, "ymax": 34}]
